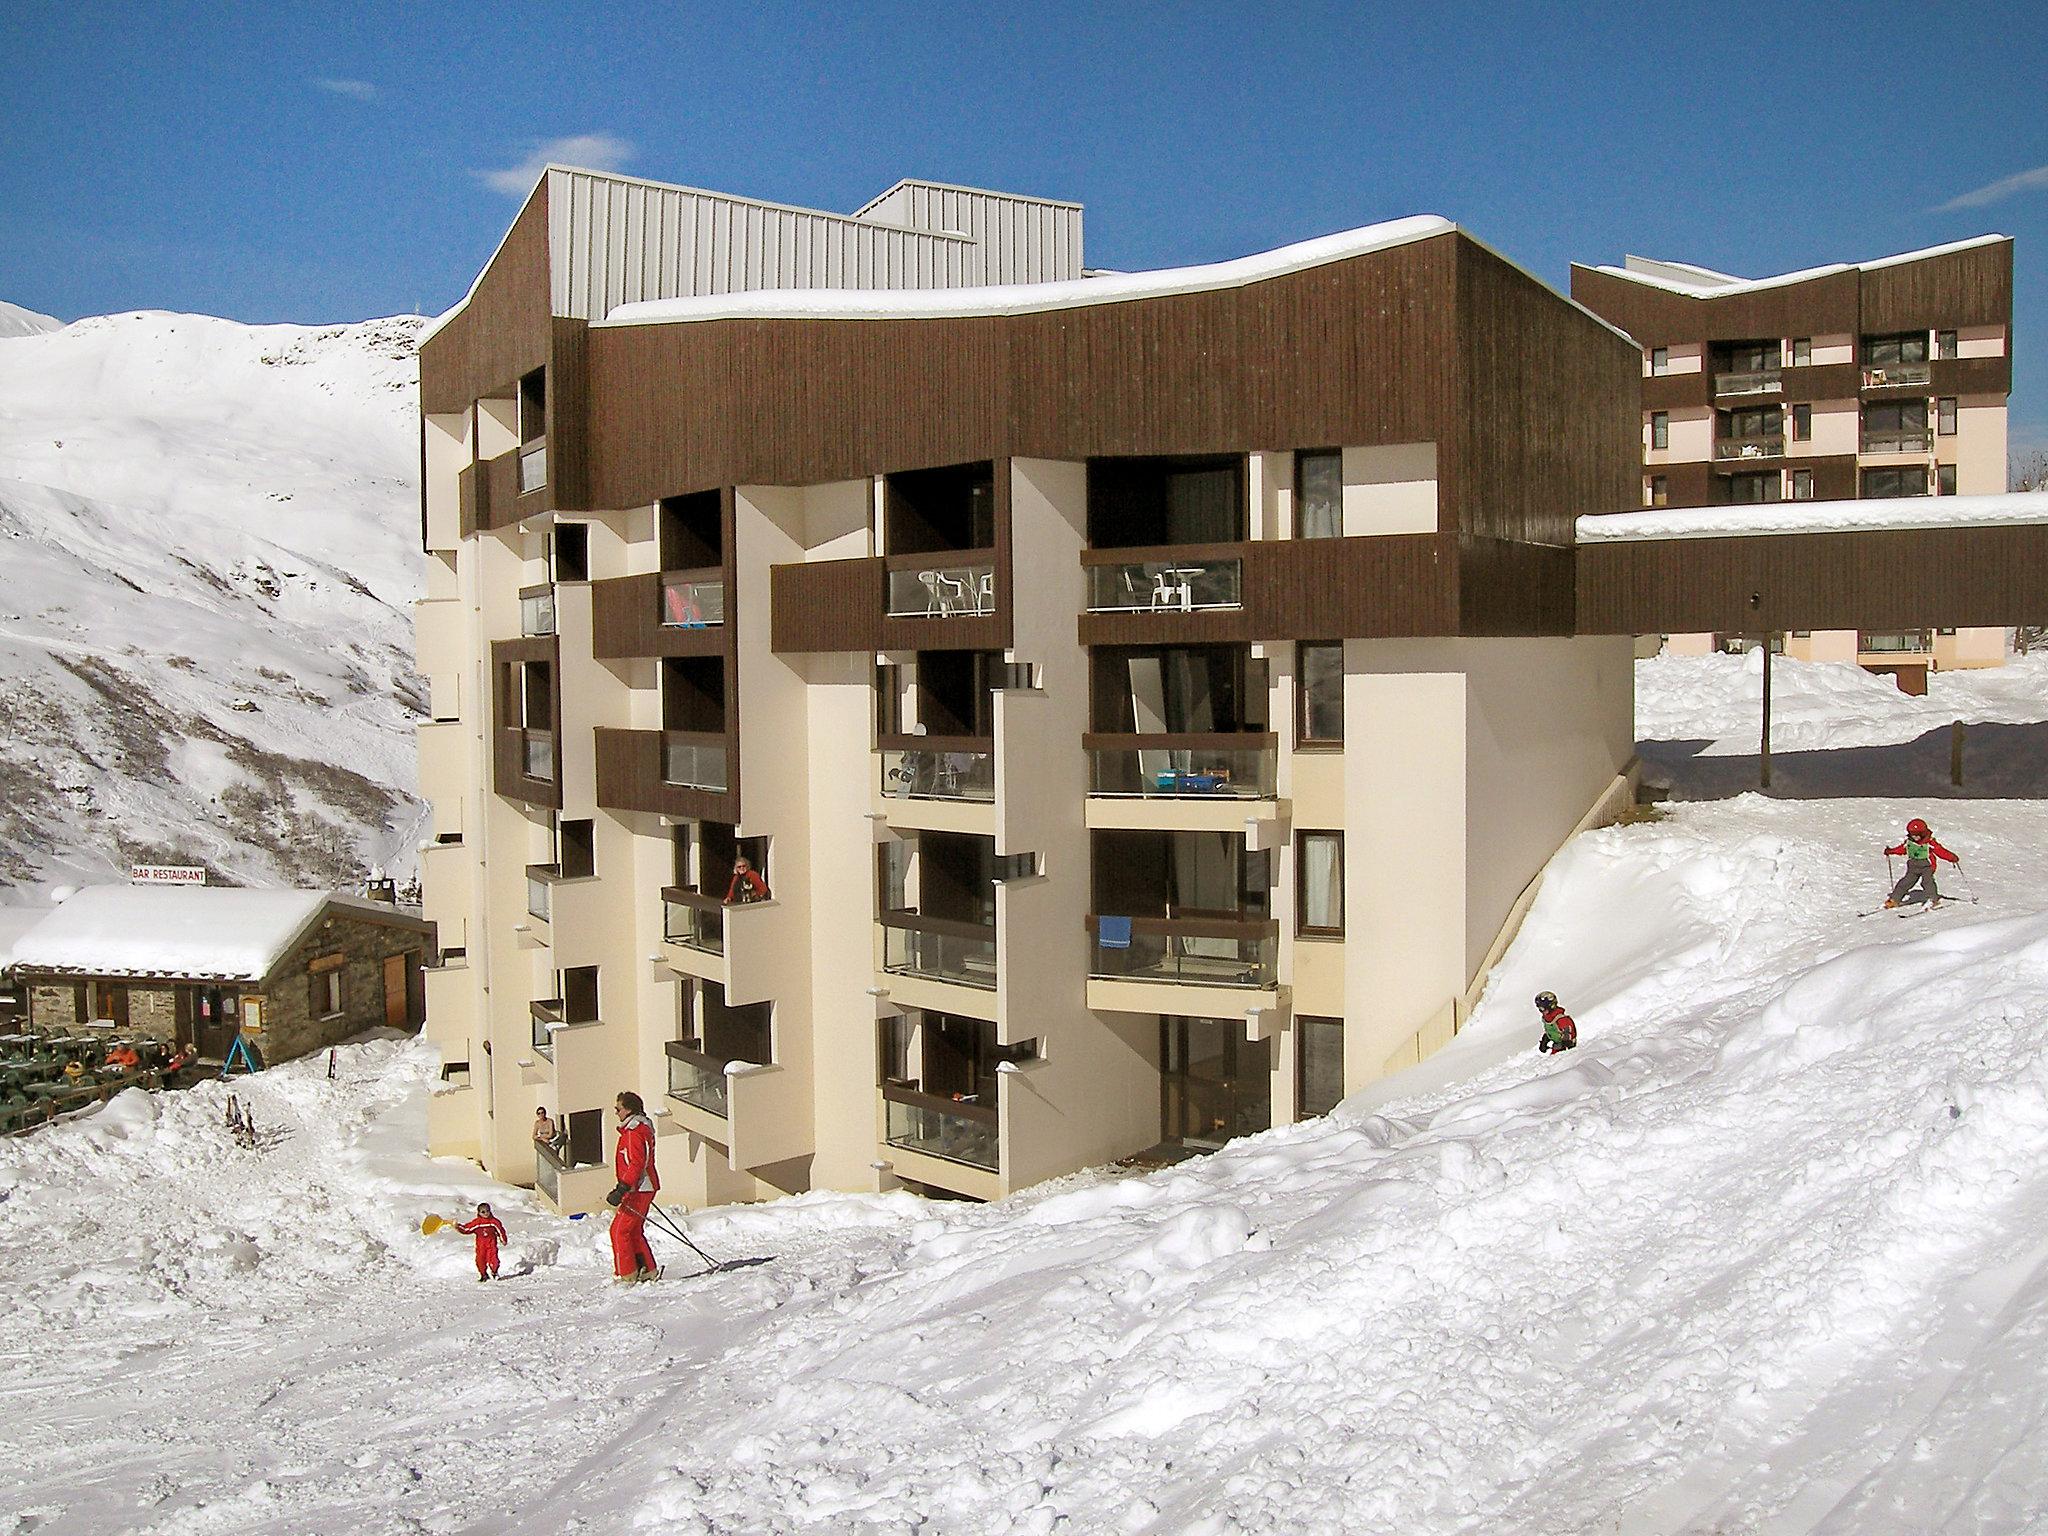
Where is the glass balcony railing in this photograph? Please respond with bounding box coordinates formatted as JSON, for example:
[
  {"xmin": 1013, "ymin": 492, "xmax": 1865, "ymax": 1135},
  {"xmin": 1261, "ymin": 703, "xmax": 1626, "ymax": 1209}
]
[
  {"xmin": 1085, "ymin": 556, "xmax": 1244, "ymax": 614},
  {"xmin": 1863, "ymin": 363, "xmax": 1931, "ymax": 388},
  {"xmin": 659, "ymin": 571, "xmax": 726, "ymax": 628},
  {"xmin": 520, "ymin": 587, "xmax": 556, "ymax": 637},
  {"xmin": 886, "ymin": 558, "xmax": 997, "ymax": 619},
  {"xmin": 519, "ymin": 441, "xmax": 548, "ymax": 494},
  {"xmin": 665, "ymin": 1041, "xmax": 729, "ymax": 1118},
  {"xmin": 1086, "ymin": 735, "xmax": 1276, "ymax": 798},
  {"xmin": 661, "ymin": 888, "xmax": 725, "ymax": 955},
  {"xmin": 535, "ymin": 1143, "xmax": 561, "ymax": 1202},
  {"xmin": 883, "ymin": 1084, "xmax": 999, "ymax": 1172},
  {"xmin": 1859, "ymin": 630, "xmax": 1932, "ymax": 654},
  {"xmin": 662, "ymin": 731, "xmax": 729, "ymax": 792},
  {"xmin": 1715, "ymin": 435, "xmax": 1785, "ymax": 461},
  {"xmin": 1861, "ymin": 431, "xmax": 1933, "ymax": 456},
  {"xmin": 878, "ymin": 738, "xmax": 996, "ymax": 802},
  {"xmin": 879, "ymin": 912, "xmax": 998, "ymax": 990},
  {"xmin": 1088, "ymin": 915, "xmax": 1278, "ymax": 989},
  {"xmin": 522, "ymin": 728, "xmax": 555, "ymax": 782},
  {"xmin": 1713, "ymin": 369, "xmax": 1782, "ymax": 396},
  {"xmin": 526, "ymin": 875, "xmax": 552, "ymax": 923}
]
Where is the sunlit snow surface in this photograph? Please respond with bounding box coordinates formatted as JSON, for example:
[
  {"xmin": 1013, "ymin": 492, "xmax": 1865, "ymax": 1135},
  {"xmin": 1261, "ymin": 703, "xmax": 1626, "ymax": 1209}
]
[{"xmin": 4, "ymin": 797, "xmax": 2048, "ymax": 1533}]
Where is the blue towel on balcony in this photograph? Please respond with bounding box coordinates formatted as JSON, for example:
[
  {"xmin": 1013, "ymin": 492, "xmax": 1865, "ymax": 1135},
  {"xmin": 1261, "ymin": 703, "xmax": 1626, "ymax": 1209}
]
[{"xmin": 1098, "ymin": 915, "xmax": 1133, "ymax": 950}]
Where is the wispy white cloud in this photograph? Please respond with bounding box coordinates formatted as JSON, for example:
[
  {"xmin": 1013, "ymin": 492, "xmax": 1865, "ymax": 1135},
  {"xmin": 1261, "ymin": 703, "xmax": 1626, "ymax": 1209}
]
[
  {"xmin": 475, "ymin": 134, "xmax": 634, "ymax": 197},
  {"xmin": 1937, "ymin": 164, "xmax": 2048, "ymax": 212},
  {"xmin": 314, "ymin": 78, "xmax": 378, "ymax": 101}
]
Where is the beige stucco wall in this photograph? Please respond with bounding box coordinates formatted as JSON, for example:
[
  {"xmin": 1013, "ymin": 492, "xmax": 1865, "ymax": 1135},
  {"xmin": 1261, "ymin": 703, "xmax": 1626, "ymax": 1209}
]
[
  {"xmin": 1806, "ymin": 400, "xmax": 1859, "ymax": 458},
  {"xmin": 1952, "ymin": 397, "xmax": 2008, "ymax": 494},
  {"xmin": 1646, "ymin": 407, "xmax": 1712, "ymax": 465},
  {"xmin": 1809, "ymin": 335, "xmax": 1854, "ymax": 367},
  {"xmin": 1957, "ymin": 325, "xmax": 2006, "ymax": 360},
  {"xmin": 1648, "ymin": 341, "xmax": 1703, "ymax": 376}
]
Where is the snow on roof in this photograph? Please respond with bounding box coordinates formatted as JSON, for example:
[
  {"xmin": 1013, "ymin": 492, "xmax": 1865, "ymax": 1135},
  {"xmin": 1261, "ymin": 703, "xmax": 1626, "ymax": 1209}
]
[
  {"xmin": 599, "ymin": 216, "xmax": 1461, "ymax": 327},
  {"xmin": 0, "ymin": 906, "xmax": 50, "ymax": 973},
  {"xmin": 7, "ymin": 887, "xmax": 406, "ymax": 982},
  {"xmin": 1577, "ymin": 491, "xmax": 2048, "ymax": 544},
  {"xmin": 1583, "ymin": 234, "xmax": 2010, "ymax": 299}
]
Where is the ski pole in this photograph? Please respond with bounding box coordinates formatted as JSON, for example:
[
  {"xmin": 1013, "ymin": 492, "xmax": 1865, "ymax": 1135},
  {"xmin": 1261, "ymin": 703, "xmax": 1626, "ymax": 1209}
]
[{"xmin": 645, "ymin": 1204, "xmax": 720, "ymax": 1269}]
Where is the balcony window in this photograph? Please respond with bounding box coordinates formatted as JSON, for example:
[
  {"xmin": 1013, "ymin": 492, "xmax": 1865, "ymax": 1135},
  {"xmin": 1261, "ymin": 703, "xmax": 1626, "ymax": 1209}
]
[
  {"xmin": 1297, "ymin": 1015, "xmax": 1345, "ymax": 1119},
  {"xmin": 1088, "ymin": 455, "xmax": 1246, "ymax": 548},
  {"xmin": 1650, "ymin": 412, "xmax": 1668, "ymax": 450},
  {"xmin": 1862, "ymin": 400, "xmax": 1930, "ymax": 456},
  {"xmin": 1084, "ymin": 556, "xmax": 1243, "ymax": 613},
  {"xmin": 1087, "ymin": 737, "xmax": 1277, "ymax": 798},
  {"xmin": 659, "ymin": 572, "xmax": 726, "ymax": 628},
  {"xmin": 1090, "ymin": 829, "xmax": 1275, "ymax": 987},
  {"xmin": 883, "ymin": 1085, "xmax": 998, "ymax": 1171},
  {"xmin": 1162, "ymin": 1016, "xmax": 1272, "ymax": 1150},
  {"xmin": 1296, "ymin": 642, "xmax": 1344, "ymax": 747},
  {"xmin": 881, "ymin": 741, "xmax": 996, "ymax": 802},
  {"xmin": 1297, "ymin": 831, "xmax": 1345, "ymax": 937},
  {"xmin": 880, "ymin": 913, "xmax": 998, "ymax": 989},
  {"xmin": 519, "ymin": 586, "xmax": 556, "ymax": 638},
  {"xmin": 662, "ymin": 731, "xmax": 729, "ymax": 792},
  {"xmin": 662, "ymin": 888, "xmax": 725, "ymax": 954},
  {"xmin": 1860, "ymin": 630, "xmax": 1932, "ymax": 654},
  {"xmin": 525, "ymin": 873, "xmax": 552, "ymax": 923},
  {"xmin": 1094, "ymin": 646, "xmax": 1268, "ymax": 738},
  {"xmin": 1722, "ymin": 472, "xmax": 1782, "ymax": 505},
  {"xmin": 1711, "ymin": 340, "xmax": 1782, "ymax": 397},
  {"xmin": 1716, "ymin": 405, "xmax": 1783, "ymax": 459},
  {"xmin": 517, "ymin": 367, "xmax": 546, "ymax": 445},
  {"xmin": 1295, "ymin": 449, "xmax": 1342, "ymax": 539},
  {"xmin": 1863, "ymin": 332, "xmax": 1930, "ymax": 367},
  {"xmin": 1090, "ymin": 915, "xmax": 1278, "ymax": 987},
  {"xmin": 521, "ymin": 728, "xmax": 555, "ymax": 782},
  {"xmin": 1861, "ymin": 466, "xmax": 1930, "ymax": 499},
  {"xmin": 665, "ymin": 1041, "xmax": 729, "ymax": 1117}
]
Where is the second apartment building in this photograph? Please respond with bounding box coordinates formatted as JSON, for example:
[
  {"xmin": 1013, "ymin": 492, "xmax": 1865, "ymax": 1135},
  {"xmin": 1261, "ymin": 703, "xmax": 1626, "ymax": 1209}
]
[
  {"xmin": 416, "ymin": 168, "xmax": 1641, "ymax": 1210},
  {"xmin": 1572, "ymin": 236, "xmax": 2013, "ymax": 681}
]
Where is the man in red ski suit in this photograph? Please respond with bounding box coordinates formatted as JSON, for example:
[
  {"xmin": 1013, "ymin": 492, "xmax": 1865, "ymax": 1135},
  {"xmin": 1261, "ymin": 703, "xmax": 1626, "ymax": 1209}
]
[
  {"xmin": 456, "ymin": 1202, "xmax": 507, "ymax": 1281},
  {"xmin": 609, "ymin": 1091, "xmax": 661, "ymax": 1281},
  {"xmin": 1884, "ymin": 817, "xmax": 1959, "ymax": 908}
]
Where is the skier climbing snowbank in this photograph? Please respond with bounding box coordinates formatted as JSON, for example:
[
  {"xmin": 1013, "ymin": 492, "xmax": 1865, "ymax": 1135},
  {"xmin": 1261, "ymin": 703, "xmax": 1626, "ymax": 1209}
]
[{"xmin": 1883, "ymin": 816, "xmax": 1960, "ymax": 908}]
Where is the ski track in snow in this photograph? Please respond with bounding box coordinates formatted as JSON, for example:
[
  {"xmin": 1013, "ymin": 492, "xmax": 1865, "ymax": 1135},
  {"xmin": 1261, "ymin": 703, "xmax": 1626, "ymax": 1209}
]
[{"xmin": 5, "ymin": 800, "xmax": 2048, "ymax": 1534}]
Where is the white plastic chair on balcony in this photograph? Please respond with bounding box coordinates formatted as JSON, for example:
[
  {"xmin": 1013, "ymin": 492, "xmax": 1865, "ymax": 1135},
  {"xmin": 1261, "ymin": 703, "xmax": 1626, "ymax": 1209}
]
[
  {"xmin": 974, "ymin": 571, "xmax": 995, "ymax": 614},
  {"xmin": 1150, "ymin": 570, "xmax": 1191, "ymax": 611}
]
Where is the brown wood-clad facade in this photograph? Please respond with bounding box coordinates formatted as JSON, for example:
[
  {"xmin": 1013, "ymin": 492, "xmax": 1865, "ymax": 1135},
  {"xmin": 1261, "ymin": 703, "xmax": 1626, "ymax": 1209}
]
[
  {"xmin": 1577, "ymin": 523, "xmax": 2048, "ymax": 636},
  {"xmin": 489, "ymin": 635, "xmax": 562, "ymax": 811},
  {"xmin": 594, "ymin": 726, "xmax": 738, "ymax": 824}
]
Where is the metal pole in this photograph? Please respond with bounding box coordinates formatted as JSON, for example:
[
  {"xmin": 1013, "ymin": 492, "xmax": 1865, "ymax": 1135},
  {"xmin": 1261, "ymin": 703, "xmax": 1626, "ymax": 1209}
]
[
  {"xmin": 1759, "ymin": 633, "xmax": 1773, "ymax": 789},
  {"xmin": 1951, "ymin": 719, "xmax": 1965, "ymax": 788}
]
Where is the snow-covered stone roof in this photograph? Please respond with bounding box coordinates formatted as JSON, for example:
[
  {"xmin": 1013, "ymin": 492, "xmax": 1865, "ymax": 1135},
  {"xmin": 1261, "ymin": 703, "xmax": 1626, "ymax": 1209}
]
[
  {"xmin": 1577, "ymin": 491, "xmax": 2048, "ymax": 544},
  {"xmin": 8, "ymin": 887, "xmax": 411, "ymax": 982},
  {"xmin": 0, "ymin": 906, "xmax": 49, "ymax": 974},
  {"xmin": 1584, "ymin": 234, "xmax": 2010, "ymax": 299}
]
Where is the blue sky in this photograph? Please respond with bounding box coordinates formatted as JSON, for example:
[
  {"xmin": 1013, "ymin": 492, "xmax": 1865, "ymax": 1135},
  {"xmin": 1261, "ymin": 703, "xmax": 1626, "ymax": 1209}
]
[{"xmin": 3, "ymin": 1, "xmax": 2044, "ymax": 451}]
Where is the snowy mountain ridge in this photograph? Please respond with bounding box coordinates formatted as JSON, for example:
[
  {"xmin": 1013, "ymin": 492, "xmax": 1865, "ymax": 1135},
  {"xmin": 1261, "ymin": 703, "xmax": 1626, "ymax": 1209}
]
[
  {"xmin": 0, "ymin": 299, "xmax": 63, "ymax": 339},
  {"xmin": 0, "ymin": 305, "xmax": 428, "ymax": 896}
]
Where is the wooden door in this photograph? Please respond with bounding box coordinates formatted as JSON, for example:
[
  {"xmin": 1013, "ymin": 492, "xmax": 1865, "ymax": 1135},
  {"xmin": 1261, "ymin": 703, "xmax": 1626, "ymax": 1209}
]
[{"xmin": 383, "ymin": 955, "xmax": 407, "ymax": 1029}]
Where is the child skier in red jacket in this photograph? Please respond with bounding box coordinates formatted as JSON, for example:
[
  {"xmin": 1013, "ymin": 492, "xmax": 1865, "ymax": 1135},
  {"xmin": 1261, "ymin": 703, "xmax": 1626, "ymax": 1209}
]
[
  {"xmin": 1535, "ymin": 991, "xmax": 1578, "ymax": 1054},
  {"xmin": 456, "ymin": 1203, "xmax": 508, "ymax": 1281},
  {"xmin": 1884, "ymin": 817, "xmax": 1959, "ymax": 908}
]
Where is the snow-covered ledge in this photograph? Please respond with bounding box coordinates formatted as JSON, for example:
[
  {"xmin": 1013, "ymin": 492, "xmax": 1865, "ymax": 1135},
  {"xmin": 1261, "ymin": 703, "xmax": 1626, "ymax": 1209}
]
[{"xmin": 1577, "ymin": 491, "xmax": 2048, "ymax": 544}]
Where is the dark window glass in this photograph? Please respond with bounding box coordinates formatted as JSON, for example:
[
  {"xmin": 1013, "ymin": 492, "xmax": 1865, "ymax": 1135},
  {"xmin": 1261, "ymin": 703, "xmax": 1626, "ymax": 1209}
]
[
  {"xmin": 1862, "ymin": 467, "xmax": 1930, "ymax": 499},
  {"xmin": 1297, "ymin": 642, "xmax": 1343, "ymax": 746},
  {"xmin": 1726, "ymin": 472, "xmax": 1782, "ymax": 504},
  {"xmin": 1938, "ymin": 397, "xmax": 1958, "ymax": 436},
  {"xmin": 1649, "ymin": 475, "xmax": 1668, "ymax": 507},
  {"xmin": 1649, "ymin": 347, "xmax": 1668, "ymax": 374},
  {"xmin": 1650, "ymin": 412, "xmax": 1668, "ymax": 450},
  {"xmin": 1792, "ymin": 338, "xmax": 1811, "ymax": 366},
  {"xmin": 1297, "ymin": 1016, "xmax": 1345, "ymax": 1119},
  {"xmin": 1937, "ymin": 330, "xmax": 1958, "ymax": 360},
  {"xmin": 1295, "ymin": 449, "xmax": 1342, "ymax": 539},
  {"xmin": 1791, "ymin": 469, "xmax": 1814, "ymax": 500},
  {"xmin": 1791, "ymin": 403, "xmax": 1811, "ymax": 441},
  {"xmin": 1938, "ymin": 464, "xmax": 1958, "ymax": 496}
]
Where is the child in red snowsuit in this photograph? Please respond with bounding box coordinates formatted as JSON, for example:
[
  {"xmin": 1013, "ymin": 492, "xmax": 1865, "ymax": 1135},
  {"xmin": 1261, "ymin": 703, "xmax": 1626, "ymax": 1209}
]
[
  {"xmin": 608, "ymin": 1091, "xmax": 661, "ymax": 1282},
  {"xmin": 1884, "ymin": 817, "xmax": 1959, "ymax": 908},
  {"xmin": 1535, "ymin": 991, "xmax": 1578, "ymax": 1054},
  {"xmin": 456, "ymin": 1203, "xmax": 507, "ymax": 1281}
]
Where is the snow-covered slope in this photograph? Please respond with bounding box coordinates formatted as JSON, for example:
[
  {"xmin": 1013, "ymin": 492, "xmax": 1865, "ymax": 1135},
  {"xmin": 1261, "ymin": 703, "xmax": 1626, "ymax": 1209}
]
[
  {"xmin": 4, "ymin": 798, "xmax": 2048, "ymax": 1533},
  {"xmin": 0, "ymin": 299, "xmax": 63, "ymax": 338},
  {"xmin": 0, "ymin": 308, "xmax": 426, "ymax": 895}
]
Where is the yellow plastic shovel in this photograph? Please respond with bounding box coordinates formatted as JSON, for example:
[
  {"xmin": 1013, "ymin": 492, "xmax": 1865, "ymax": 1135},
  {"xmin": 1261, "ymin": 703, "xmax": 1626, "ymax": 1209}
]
[{"xmin": 421, "ymin": 1214, "xmax": 449, "ymax": 1235}]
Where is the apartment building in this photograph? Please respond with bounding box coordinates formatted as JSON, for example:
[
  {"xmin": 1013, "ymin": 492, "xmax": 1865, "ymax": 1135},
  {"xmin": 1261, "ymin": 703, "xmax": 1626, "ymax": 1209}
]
[
  {"xmin": 1571, "ymin": 236, "xmax": 2015, "ymax": 685},
  {"xmin": 415, "ymin": 167, "xmax": 1644, "ymax": 1211}
]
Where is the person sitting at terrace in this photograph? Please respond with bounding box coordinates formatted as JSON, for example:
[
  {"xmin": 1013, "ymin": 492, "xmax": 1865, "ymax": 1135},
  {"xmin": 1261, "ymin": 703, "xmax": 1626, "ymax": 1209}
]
[
  {"xmin": 104, "ymin": 1043, "xmax": 142, "ymax": 1071},
  {"xmin": 61, "ymin": 1059, "xmax": 86, "ymax": 1082},
  {"xmin": 724, "ymin": 856, "xmax": 769, "ymax": 905}
]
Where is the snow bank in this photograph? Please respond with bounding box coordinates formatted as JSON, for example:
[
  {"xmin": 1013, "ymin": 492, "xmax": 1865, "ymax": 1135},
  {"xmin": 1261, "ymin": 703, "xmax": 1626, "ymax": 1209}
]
[{"xmin": 1579, "ymin": 490, "xmax": 2048, "ymax": 541}]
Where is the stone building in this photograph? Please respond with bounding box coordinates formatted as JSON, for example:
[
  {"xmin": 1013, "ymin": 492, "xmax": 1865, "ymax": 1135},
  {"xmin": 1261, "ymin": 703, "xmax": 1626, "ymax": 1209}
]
[{"xmin": 12, "ymin": 887, "xmax": 433, "ymax": 1064}]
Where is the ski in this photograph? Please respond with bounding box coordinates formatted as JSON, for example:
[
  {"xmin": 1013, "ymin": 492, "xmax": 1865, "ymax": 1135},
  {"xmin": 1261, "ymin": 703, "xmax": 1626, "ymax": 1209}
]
[{"xmin": 1858, "ymin": 897, "xmax": 1978, "ymax": 919}]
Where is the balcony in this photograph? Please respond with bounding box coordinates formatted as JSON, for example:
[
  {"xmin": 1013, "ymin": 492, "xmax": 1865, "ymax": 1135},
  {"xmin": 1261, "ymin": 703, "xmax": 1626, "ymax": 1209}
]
[
  {"xmin": 1863, "ymin": 363, "xmax": 1931, "ymax": 389},
  {"xmin": 662, "ymin": 729, "xmax": 730, "ymax": 793},
  {"xmin": 661, "ymin": 887, "xmax": 725, "ymax": 956},
  {"xmin": 529, "ymin": 998, "xmax": 564, "ymax": 1059},
  {"xmin": 521, "ymin": 728, "xmax": 555, "ymax": 783},
  {"xmin": 882, "ymin": 1083, "xmax": 998, "ymax": 1173},
  {"xmin": 519, "ymin": 441, "xmax": 548, "ymax": 494},
  {"xmin": 1860, "ymin": 630, "xmax": 1933, "ymax": 655},
  {"xmin": 524, "ymin": 870, "xmax": 553, "ymax": 924},
  {"xmin": 878, "ymin": 736, "xmax": 995, "ymax": 803},
  {"xmin": 665, "ymin": 1040, "xmax": 731, "ymax": 1118},
  {"xmin": 885, "ymin": 554, "xmax": 997, "ymax": 619},
  {"xmin": 519, "ymin": 586, "xmax": 556, "ymax": 638},
  {"xmin": 879, "ymin": 912, "xmax": 998, "ymax": 991},
  {"xmin": 533, "ymin": 1140, "xmax": 612, "ymax": 1213},
  {"xmin": 1713, "ymin": 369, "xmax": 1782, "ymax": 397},
  {"xmin": 1087, "ymin": 914, "xmax": 1278, "ymax": 990},
  {"xmin": 1087, "ymin": 734, "xmax": 1276, "ymax": 799},
  {"xmin": 1714, "ymin": 435, "xmax": 1785, "ymax": 461},
  {"xmin": 1861, "ymin": 430, "xmax": 1933, "ymax": 456},
  {"xmin": 1084, "ymin": 553, "xmax": 1245, "ymax": 614},
  {"xmin": 659, "ymin": 570, "xmax": 726, "ymax": 629}
]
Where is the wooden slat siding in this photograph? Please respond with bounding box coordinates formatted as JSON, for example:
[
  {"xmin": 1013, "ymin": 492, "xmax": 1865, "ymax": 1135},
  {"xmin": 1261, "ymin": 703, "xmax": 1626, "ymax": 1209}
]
[
  {"xmin": 457, "ymin": 462, "xmax": 482, "ymax": 539},
  {"xmin": 489, "ymin": 635, "xmax": 563, "ymax": 811},
  {"xmin": 770, "ymin": 556, "xmax": 884, "ymax": 653},
  {"xmin": 1642, "ymin": 372, "xmax": 1709, "ymax": 411},
  {"xmin": 993, "ymin": 456, "xmax": 1016, "ymax": 651},
  {"xmin": 1454, "ymin": 537, "xmax": 1578, "ymax": 637},
  {"xmin": 480, "ymin": 450, "xmax": 522, "ymax": 529},
  {"xmin": 1860, "ymin": 239, "xmax": 2012, "ymax": 333},
  {"xmin": 1929, "ymin": 354, "xmax": 2012, "ymax": 398},
  {"xmin": 419, "ymin": 181, "xmax": 553, "ymax": 416},
  {"xmin": 1577, "ymin": 524, "xmax": 2048, "ymax": 636},
  {"xmin": 593, "ymin": 727, "xmax": 737, "ymax": 823},
  {"xmin": 547, "ymin": 318, "xmax": 591, "ymax": 511},
  {"xmin": 1781, "ymin": 362, "xmax": 1862, "ymax": 404},
  {"xmin": 579, "ymin": 235, "xmax": 1465, "ymax": 510},
  {"xmin": 589, "ymin": 573, "xmax": 724, "ymax": 659},
  {"xmin": 1569, "ymin": 262, "xmax": 1862, "ymax": 348},
  {"xmin": 718, "ymin": 484, "xmax": 742, "ymax": 828}
]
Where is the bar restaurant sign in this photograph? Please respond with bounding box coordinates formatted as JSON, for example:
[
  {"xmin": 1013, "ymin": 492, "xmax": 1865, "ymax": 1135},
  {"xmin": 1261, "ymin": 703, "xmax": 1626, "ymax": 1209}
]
[{"xmin": 130, "ymin": 864, "xmax": 208, "ymax": 886}]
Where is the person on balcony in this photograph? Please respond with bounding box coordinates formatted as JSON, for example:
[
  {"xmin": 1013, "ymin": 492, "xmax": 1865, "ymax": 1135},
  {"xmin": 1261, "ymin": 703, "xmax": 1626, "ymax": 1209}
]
[
  {"xmin": 725, "ymin": 856, "xmax": 769, "ymax": 906},
  {"xmin": 606, "ymin": 1091, "xmax": 661, "ymax": 1282},
  {"xmin": 455, "ymin": 1202, "xmax": 508, "ymax": 1282},
  {"xmin": 532, "ymin": 1106, "xmax": 559, "ymax": 1150}
]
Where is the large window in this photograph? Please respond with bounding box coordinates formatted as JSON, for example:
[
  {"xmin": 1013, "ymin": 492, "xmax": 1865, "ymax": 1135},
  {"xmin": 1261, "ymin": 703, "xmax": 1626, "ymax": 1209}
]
[
  {"xmin": 1650, "ymin": 412, "xmax": 1668, "ymax": 450},
  {"xmin": 1297, "ymin": 1015, "xmax": 1345, "ymax": 1119},
  {"xmin": 1862, "ymin": 466, "xmax": 1930, "ymax": 499},
  {"xmin": 1295, "ymin": 449, "xmax": 1342, "ymax": 539},
  {"xmin": 1863, "ymin": 332, "xmax": 1929, "ymax": 366},
  {"xmin": 1721, "ymin": 405, "xmax": 1782, "ymax": 440},
  {"xmin": 1296, "ymin": 831, "xmax": 1344, "ymax": 937},
  {"xmin": 1296, "ymin": 642, "xmax": 1343, "ymax": 747},
  {"xmin": 1724, "ymin": 472, "xmax": 1782, "ymax": 504}
]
